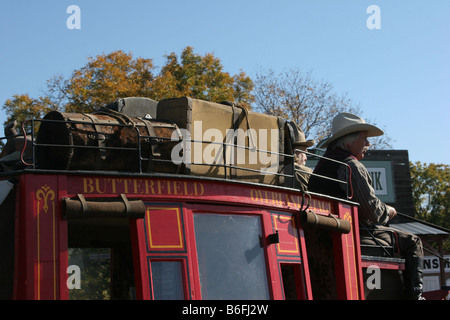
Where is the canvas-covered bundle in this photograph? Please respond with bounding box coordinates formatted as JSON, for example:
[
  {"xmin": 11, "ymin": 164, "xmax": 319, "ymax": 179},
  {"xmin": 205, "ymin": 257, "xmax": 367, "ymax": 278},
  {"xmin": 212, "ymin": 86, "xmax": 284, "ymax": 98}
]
[{"xmin": 157, "ymin": 97, "xmax": 289, "ymax": 185}]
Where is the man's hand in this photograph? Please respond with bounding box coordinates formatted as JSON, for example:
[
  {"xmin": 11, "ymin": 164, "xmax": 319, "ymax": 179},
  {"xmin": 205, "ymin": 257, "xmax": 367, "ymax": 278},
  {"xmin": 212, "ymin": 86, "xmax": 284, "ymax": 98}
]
[{"xmin": 387, "ymin": 205, "xmax": 397, "ymax": 220}]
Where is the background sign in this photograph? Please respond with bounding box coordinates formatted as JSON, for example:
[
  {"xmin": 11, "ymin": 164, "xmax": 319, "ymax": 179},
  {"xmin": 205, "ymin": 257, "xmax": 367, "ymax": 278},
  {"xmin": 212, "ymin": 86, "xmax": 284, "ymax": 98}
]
[
  {"xmin": 361, "ymin": 160, "xmax": 395, "ymax": 203},
  {"xmin": 423, "ymin": 255, "xmax": 450, "ymax": 274},
  {"xmin": 307, "ymin": 159, "xmax": 395, "ymax": 203}
]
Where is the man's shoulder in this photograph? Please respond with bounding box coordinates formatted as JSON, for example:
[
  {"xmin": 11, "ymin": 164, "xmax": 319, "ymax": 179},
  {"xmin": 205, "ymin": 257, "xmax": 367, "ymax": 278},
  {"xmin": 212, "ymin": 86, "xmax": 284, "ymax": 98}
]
[
  {"xmin": 342, "ymin": 156, "xmax": 362, "ymax": 166},
  {"xmin": 342, "ymin": 157, "xmax": 370, "ymax": 177}
]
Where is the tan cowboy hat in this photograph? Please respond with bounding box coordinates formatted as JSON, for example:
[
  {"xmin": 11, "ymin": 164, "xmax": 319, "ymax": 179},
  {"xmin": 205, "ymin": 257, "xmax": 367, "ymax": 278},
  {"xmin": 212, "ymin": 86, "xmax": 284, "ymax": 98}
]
[
  {"xmin": 286, "ymin": 121, "xmax": 315, "ymax": 148},
  {"xmin": 323, "ymin": 112, "xmax": 383, "ymax": 147},
  {"xmin": 292, "ymin": 128, "xmax": 315, "ymax": 148}
]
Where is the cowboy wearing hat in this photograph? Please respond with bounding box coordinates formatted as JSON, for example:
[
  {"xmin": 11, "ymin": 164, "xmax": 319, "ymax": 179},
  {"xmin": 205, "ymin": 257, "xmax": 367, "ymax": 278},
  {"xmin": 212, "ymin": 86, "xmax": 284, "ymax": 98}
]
[
  {"xmin": 308, "ymin": 113, "xmax": 425, "ymax": 300},
  {"xmin": 289, "ymin": 123, "xmax": 315, "ymax": 192}
]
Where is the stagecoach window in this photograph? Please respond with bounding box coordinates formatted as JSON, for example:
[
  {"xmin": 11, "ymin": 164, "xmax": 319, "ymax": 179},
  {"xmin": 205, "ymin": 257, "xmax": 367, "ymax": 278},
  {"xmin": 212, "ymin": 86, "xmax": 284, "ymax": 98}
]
[
  {"xmin": 67, "ymin": 217, "xmax": 136, "ymax": 300},
  {"xmin": 193, "ymin": 214, "xmax": 270, "ymax": 299},
  {"xmin": 151, "ymin": 261, "xmax": 184, "ymax": 300}
]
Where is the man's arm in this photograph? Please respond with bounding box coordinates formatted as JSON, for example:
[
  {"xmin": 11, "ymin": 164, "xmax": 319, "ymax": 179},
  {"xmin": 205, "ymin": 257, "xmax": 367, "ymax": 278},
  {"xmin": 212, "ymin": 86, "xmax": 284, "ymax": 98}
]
[{"xmin": 338, "ymin": 159, "xmax": 390, "ymax": 225}]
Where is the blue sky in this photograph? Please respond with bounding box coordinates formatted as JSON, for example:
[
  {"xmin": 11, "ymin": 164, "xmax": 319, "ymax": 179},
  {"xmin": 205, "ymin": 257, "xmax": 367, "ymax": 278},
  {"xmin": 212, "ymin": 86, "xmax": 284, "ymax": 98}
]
[{"xmin": 1, "ymin": 1, "xmax": 449, "ymax": 165}]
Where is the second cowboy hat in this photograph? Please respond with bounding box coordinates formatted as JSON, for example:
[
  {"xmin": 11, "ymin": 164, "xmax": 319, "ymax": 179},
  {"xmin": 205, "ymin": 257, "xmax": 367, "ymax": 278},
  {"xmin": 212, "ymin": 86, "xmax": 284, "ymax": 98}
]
[
  {"xmin": 323, "ymin": 112, "xmax": 383, "ymax": 147},
  {"xmin": 288, "ymin": 122, "xmax": 315, "ymax": 148},
  {"xmin": 293, "ymin": 130, "xmax": 315, "ymax": 148}
]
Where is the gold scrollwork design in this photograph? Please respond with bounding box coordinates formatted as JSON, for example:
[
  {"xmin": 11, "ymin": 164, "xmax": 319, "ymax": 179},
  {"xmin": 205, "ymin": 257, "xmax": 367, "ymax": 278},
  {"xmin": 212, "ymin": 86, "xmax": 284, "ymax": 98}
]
[
  {"xmin": 344, "ymin": 211, "xmax": 352, "ymax": 224},
  {"xmin": 36, "ymin": 184, "xmax": 55, "ymax": 213}
]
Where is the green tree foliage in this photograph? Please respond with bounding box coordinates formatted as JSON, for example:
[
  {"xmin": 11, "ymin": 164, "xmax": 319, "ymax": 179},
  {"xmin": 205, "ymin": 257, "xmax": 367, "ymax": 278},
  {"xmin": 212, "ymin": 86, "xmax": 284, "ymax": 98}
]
[{"xmin": 410, "ymin": 161, "xmax": 449, "ymax": 230}]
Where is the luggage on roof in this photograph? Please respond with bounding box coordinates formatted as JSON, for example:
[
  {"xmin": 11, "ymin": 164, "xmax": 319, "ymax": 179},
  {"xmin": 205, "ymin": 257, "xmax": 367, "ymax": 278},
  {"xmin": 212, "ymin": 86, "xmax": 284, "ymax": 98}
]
[
  {"xmin": 106, "ymin": 97, "xmax": 158, "ymax": 119},
  {"xmin": 157, "ymin": 97, "xmax": 286, "ymax": 185},
  {"xmin": 35, "ymin": 109, "xmax": 182, "ymax": 173}
]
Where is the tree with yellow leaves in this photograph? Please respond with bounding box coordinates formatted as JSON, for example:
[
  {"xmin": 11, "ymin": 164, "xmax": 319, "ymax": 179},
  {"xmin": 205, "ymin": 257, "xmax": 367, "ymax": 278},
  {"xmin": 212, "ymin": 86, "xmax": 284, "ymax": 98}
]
[
  {"xmin": 154, "ymin": 47, "xmax": 253, "ymax": 107},
  {"xmin": 2, "ymin": 47, "xmax": 254, "ymax": 125},
  {"xmin": 3, "ymin": 94, "xmax": 56, "ymax": 125}
]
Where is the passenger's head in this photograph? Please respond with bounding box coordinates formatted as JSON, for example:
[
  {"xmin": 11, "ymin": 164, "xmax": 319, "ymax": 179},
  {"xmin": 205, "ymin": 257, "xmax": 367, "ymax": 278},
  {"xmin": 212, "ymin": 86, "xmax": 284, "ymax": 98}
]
[
  {"xmin": 294, "ymin": 145, "xmax": 309, "ymax": 166},
  {"xmin": 290, "ymin": 122, "xmax": 314, "ymax": 166}
]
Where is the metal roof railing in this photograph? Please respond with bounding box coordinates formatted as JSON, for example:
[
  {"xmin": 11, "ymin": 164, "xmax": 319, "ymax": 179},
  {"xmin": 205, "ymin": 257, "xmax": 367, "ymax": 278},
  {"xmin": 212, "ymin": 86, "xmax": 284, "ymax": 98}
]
[{"xmin": 0, "ymin": 118, "xmax": 352, "ymax": 196}]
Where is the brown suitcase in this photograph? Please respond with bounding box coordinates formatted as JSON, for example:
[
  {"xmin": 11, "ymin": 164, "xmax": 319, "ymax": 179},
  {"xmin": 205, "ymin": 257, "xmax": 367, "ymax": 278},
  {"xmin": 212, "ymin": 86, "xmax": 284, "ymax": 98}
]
[
  {"xmin": 35, "ymin": 109, "xmax": 182, "ymax": 173},
  {"xmin": 157, "ymin": 97, "xmax": 285, "ymax": 185}
]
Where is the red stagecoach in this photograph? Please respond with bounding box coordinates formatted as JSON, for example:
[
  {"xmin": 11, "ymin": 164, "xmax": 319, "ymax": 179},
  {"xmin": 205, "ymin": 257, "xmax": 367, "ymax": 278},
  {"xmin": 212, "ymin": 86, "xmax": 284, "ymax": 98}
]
[{"xmin": 0, "ymin": 97, "xmax": 444, "ymax": 300}]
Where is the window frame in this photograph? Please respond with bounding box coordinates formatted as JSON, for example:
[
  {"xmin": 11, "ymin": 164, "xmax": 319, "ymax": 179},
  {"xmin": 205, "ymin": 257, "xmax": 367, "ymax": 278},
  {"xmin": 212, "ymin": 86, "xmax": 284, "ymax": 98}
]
[{"xmin": 184, "ymin": 203, "xmax": 279, "ymax": 300}]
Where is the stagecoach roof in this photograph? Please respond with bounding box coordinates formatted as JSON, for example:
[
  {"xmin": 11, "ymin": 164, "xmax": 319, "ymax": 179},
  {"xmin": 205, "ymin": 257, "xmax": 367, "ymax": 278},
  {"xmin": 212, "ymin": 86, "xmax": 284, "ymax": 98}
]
[{"xmin": 391, "ymin": 222, "xmax": 449, "ymax": 236}]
